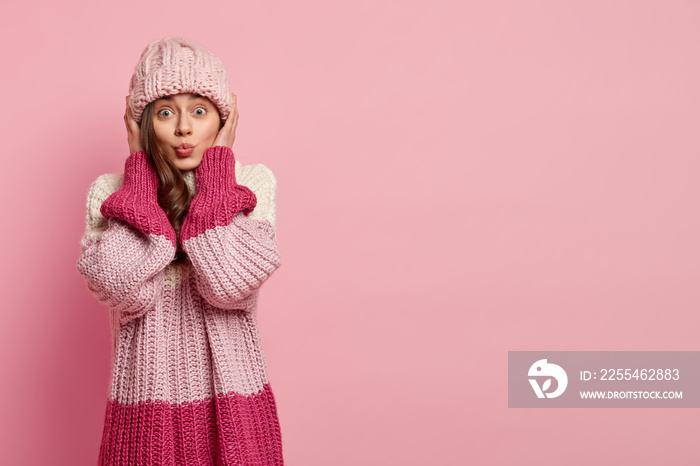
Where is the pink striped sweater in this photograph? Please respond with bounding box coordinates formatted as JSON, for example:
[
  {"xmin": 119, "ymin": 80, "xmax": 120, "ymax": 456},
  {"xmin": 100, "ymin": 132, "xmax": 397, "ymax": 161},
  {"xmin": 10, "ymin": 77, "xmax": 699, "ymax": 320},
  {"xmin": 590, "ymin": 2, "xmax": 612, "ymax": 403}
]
[{"xmin": 77, "ymin": 146, "xmax": 284, "ymax": 465}]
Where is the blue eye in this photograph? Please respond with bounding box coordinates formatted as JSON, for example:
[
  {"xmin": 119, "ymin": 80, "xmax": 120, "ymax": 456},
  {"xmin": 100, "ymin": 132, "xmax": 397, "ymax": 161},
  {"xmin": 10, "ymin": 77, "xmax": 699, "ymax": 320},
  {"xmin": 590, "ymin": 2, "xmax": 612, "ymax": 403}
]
[
  {"xmin": 194, "ymin": 107, "xmax": 206, "ymax": 116},
  {"xmin": 158, "ymin": 109, "xmax": 172, "ymax": 117}
]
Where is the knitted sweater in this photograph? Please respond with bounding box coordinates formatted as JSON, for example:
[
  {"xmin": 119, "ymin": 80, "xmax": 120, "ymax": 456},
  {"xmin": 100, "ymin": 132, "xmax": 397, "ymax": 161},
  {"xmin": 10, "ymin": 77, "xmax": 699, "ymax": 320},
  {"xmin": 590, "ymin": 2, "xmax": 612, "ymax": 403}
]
[{"xmin": 76, "ymin": 146, "xmax": 284, "ymax": 465}]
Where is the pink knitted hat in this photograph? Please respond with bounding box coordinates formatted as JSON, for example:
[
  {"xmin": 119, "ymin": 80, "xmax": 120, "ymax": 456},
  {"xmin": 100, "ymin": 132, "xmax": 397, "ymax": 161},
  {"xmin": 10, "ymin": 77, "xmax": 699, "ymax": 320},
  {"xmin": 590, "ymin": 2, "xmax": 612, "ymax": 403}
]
[{"xmin": 128, "ymin": 36, "xmax": 233, "ymax": 124}]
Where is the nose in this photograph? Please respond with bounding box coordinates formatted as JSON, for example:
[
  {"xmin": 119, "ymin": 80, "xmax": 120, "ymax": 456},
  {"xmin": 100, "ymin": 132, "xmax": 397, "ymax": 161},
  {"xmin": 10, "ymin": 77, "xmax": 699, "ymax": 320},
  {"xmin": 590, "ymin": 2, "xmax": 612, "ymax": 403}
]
[{"xmin": 175, "ymin": 115, "xmax": 192, "ymax": 136}]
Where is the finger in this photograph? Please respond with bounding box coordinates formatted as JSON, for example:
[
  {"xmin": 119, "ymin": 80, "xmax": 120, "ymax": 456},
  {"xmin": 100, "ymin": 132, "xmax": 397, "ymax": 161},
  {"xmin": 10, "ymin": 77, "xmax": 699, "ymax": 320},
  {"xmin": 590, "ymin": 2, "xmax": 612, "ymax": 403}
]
[
  {"xmin": 222, "ymin": 112, "xmax": 236, "ymax": 134},
  {"xmin": 225, "ymin": 107, "xmax": 236, "ymax": 129},
  {"xmin": 230, "ymin": 96, "xmax": 238, "ymax": 121},
  {"xmin": 221, "ymin": 114, "xmax": 233, "ymax": 131}
]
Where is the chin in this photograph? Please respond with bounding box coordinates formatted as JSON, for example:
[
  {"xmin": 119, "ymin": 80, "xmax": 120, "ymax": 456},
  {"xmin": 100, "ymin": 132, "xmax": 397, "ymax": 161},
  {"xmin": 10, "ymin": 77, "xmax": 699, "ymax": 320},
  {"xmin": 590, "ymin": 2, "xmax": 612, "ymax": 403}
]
[{"xmin": 173, "ymin": 158, "xmax": 202, "ymax": 171}]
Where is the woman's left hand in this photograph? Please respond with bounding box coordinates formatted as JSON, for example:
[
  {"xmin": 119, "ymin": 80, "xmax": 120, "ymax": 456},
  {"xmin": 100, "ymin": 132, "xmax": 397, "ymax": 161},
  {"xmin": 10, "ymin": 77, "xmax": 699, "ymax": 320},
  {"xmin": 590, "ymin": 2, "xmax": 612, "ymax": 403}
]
[{"xmin": 213, "ymin": 93, "xmax": 239, "ymax": 149}]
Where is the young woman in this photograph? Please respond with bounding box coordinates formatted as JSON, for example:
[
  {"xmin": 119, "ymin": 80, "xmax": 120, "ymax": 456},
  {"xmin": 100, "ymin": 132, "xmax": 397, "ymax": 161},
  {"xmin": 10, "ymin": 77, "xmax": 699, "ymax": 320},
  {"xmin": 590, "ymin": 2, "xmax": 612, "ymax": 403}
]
[{"xmin": 77, "ymin": 37, "xmax": 284, "ymax": 465}]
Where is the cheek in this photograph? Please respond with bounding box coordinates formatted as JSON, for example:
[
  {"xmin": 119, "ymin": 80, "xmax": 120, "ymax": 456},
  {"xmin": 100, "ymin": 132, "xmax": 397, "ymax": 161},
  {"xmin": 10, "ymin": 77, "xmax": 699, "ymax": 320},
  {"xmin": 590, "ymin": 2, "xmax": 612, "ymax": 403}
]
[
  {"xmin": 203, "ymin": 120, "xmax": 221, "ymax": 142},
  {"xmin": 152, "ymin": 123, "xmax": 170, "ymax": 145},
  {"xmin": 208, "ymin": 120, "xmax": 221, "ymax": 137}
]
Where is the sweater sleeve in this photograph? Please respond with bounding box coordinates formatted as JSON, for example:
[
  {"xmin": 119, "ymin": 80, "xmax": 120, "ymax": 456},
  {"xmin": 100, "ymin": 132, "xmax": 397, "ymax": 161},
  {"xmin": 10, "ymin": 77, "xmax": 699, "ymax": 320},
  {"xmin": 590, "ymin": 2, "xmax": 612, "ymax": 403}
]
[
  {"xmin": 76, "ymin": 151, "xmax": 178, "ymax": 325},
  {"xmin": 180, "ymin": 146, "xmax": 281, "ymax": 311}
]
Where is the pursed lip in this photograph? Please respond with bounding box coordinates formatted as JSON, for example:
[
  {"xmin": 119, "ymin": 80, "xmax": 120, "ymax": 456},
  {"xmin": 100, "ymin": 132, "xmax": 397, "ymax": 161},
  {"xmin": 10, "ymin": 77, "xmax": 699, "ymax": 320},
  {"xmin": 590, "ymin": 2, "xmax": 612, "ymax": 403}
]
[{"xmin": 175, "ymin": 143, "xmax": 195, "ymax": 158}]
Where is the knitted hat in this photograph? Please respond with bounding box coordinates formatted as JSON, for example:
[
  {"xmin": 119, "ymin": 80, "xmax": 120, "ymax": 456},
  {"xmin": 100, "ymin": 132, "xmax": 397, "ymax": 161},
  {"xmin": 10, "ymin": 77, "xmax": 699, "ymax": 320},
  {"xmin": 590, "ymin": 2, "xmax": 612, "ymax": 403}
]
[{"xmin": 128, "ymin": 36, "xmax": 233, "ymax": 124}]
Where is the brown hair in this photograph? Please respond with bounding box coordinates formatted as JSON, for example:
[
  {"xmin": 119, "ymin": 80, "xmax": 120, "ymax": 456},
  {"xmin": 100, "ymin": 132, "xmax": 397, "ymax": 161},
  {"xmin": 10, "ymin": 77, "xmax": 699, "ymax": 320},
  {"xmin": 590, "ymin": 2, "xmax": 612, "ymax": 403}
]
[{"xmin": 139, "ymin": 100, "xmax": 224, "ymax": 263}]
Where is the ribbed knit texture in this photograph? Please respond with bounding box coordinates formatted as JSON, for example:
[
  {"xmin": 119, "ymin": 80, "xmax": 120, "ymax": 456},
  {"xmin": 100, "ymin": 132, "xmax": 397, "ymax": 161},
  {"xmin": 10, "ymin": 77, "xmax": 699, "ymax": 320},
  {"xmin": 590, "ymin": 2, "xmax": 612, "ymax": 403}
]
[
  {"xmin": 77, "ymin": 148, "xmax": 283, "ymax": 465},
  {"xmin": 180, "ymin": 145, "xmax": 257, "ymax": 241},
  {"xmin": 99, "ymin": 150, "xmax": 178, "ymax": 246},
  {"xmin": 129, "ymin": 37, "xmax": 233, "ymax": 124}
]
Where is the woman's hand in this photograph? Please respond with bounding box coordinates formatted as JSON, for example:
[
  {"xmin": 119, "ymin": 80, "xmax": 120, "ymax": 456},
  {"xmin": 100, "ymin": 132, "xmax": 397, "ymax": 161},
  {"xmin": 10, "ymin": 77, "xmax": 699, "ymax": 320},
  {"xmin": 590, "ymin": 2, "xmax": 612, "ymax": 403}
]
[
  {"xmin": 213, "ymin": 93, "xmax": 239, "ymax": 149},
  {"xmin": 125, "ymin": 95, "xmax": 143, "ymax": 154}
]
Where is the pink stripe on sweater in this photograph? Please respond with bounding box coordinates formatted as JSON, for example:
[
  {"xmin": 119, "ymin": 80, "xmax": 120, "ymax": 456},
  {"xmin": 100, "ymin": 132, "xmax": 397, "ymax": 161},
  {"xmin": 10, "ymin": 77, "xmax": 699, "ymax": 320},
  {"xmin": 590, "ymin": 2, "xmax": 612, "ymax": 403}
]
[
  {"xmin": 77, "ymin": 218, "xmax": 175, "ymax": 325},
  {"xmin": 182, "ymin": 213, "xmax": 281, "ymax": 309},
  {"xmin": 180, "ymin": 146, "xmax": 257, "ymax": 243},
  {"xmin": 99, "ymin": 384, "xmax": 284, "ymax": 465},
  {"xmin": 100, "ymin": 150, "xmax": 178, "ymax": 246}
]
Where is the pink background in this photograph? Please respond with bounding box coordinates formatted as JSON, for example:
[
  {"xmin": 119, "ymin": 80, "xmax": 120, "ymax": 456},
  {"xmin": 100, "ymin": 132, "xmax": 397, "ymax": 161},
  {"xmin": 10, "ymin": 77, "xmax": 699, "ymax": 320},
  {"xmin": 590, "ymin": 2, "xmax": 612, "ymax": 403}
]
[{"xmin": 2, "ymin": 1, "xmax": 700, "ymax": 464}]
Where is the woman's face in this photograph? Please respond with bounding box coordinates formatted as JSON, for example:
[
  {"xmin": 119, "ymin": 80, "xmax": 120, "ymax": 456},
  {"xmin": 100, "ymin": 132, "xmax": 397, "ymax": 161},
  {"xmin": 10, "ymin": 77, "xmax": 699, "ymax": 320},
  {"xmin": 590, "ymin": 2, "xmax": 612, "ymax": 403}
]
[{"xmin": 151, "ymin": 93, "xmax": 221, "ymax": 171}]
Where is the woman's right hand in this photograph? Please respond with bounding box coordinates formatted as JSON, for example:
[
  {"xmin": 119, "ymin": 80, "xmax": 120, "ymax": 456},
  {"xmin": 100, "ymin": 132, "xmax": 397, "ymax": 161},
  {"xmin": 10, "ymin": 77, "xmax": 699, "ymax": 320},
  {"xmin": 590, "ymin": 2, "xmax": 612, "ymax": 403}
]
[{"xmin": 125, "ymin": 95, "xmax": 144, "ymax": 154}]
